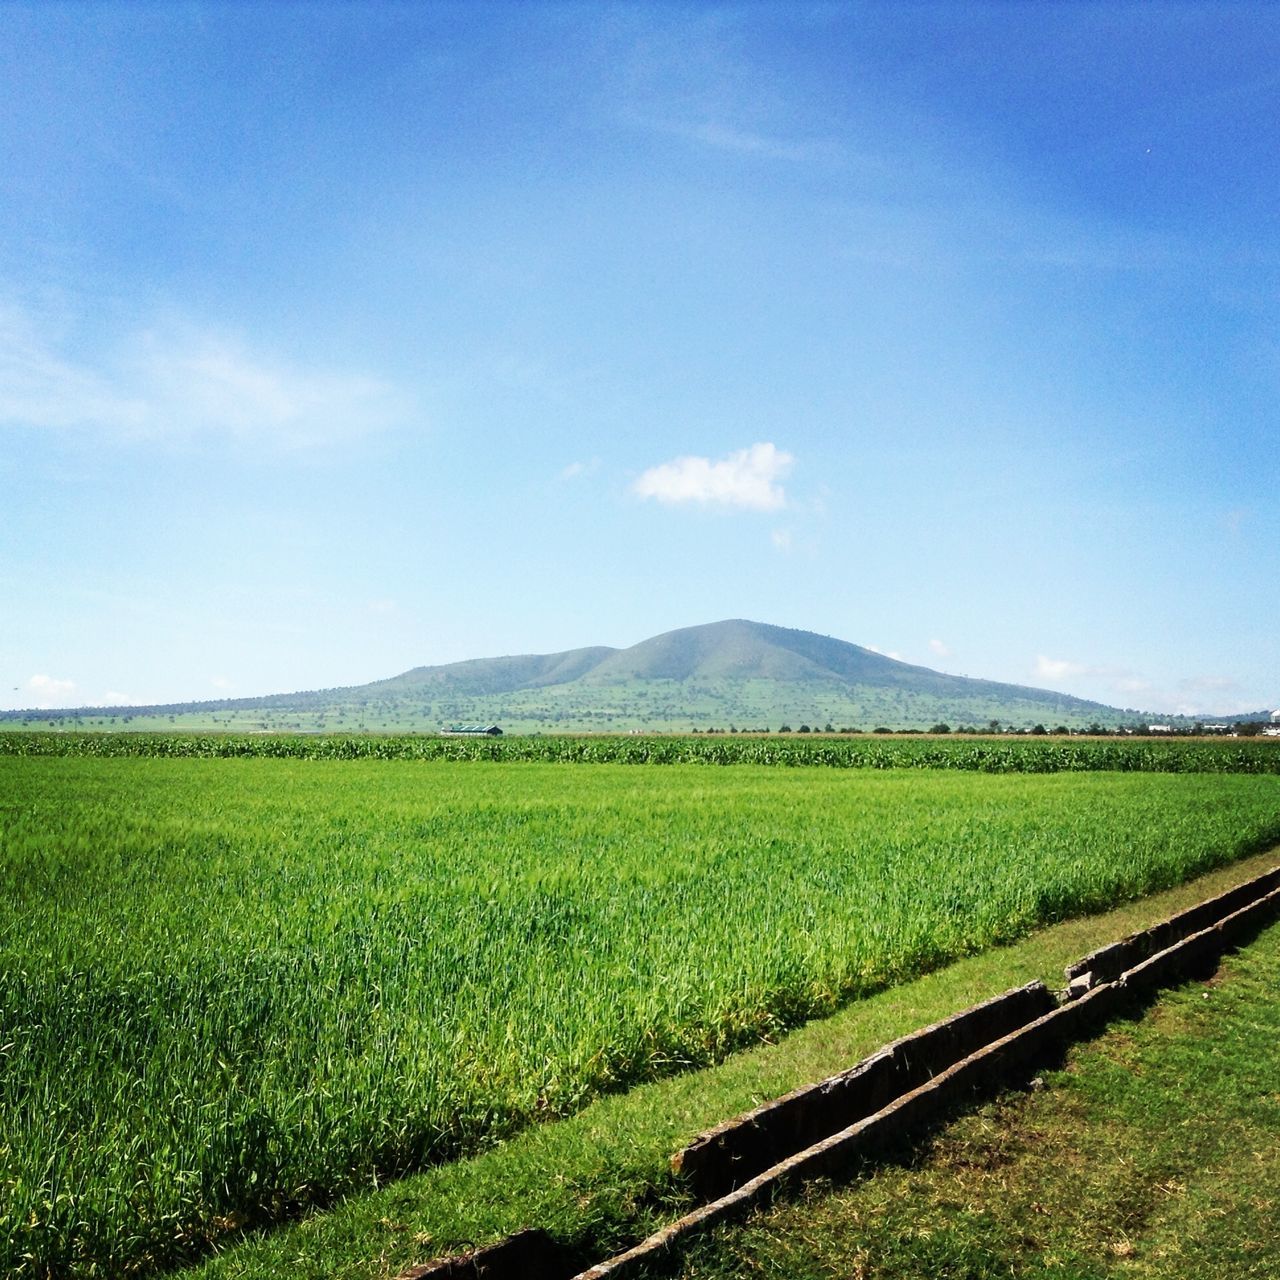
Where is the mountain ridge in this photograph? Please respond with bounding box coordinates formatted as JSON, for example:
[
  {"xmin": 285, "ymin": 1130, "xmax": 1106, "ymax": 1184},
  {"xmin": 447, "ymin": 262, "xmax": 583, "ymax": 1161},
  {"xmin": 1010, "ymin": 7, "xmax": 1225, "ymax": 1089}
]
[{"xmin": 6, "ymin": 619, "xmax": 1257, "ymax": 733}]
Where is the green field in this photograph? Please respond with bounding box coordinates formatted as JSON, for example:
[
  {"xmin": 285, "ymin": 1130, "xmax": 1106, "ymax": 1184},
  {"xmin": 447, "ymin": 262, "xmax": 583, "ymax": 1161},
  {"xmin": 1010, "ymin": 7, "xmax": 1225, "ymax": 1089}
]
[{"xmin": 3, "ymin": 750, "xmax": 1279, "ymax": 1276}]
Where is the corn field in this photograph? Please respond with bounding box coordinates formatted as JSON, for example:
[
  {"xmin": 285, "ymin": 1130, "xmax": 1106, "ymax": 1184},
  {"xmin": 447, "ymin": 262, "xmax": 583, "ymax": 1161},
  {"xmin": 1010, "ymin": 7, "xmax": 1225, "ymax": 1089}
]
[{"xmin": 2, "ymin": 731, "xmax": 1278, "ymax": 772}]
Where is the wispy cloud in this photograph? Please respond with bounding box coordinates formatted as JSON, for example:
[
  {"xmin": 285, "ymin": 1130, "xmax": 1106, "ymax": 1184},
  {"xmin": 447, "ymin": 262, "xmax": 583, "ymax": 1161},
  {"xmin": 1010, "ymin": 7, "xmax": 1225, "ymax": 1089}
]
[
  {"xmin": 1167, "ymin": 674, "xmax": 1251, "ymax": 715},
  {"xmin": 634, "ymin": 442, "xmax": 792, "ymax": 511},
  {"xmin": 615, "ymin": 11, "xmax": 840, "ymax": 167},
  {"xmin": 929, "ymin": 638, "xmax": 952, "ymax": 659},
  {"xmin": 1035, "ymin": 654, "xmax": 1143, "ymax": 688},
  {"xmin": 1139, "ymin": 674, "xmax": 1258, "ymax": 717},
  {"xmin": 141, "ymin": 335, "xmax": 404, "ymax": 449},
  {"xmin": 634, "ymin": 114, "xmax": 839, "ymax": 164},
  {"xmin": 0, "ymin": 304, "xmax": 145, "ymax": 431},
  {"xmin": 1034, "ymin": 654, "xmax": 1259, "ymax": 716},
  {"xmin": 560, "ymin": 457, "xmax": 601, "ymax": 481},
  {"xmin": 0, "ymin": 302, "xmax": 408, "ymax": 451},
  {"xmin": 1034, "ymin": 655, "xmax": 1091, "ymax": 681},
  {"xmin": 866, "ymin": 644, "xmax": 905, "ymax": 662},
  {"xmin": 19, "ymin": 674, "xmax": 77, "ymax": 709}
]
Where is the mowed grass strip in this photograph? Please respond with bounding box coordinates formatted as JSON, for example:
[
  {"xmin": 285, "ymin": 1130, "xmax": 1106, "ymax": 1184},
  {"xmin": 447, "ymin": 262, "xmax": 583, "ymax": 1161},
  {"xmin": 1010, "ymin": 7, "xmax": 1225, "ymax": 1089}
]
[
  {"xmin": 670, "ymin": 916, "xmax": 1280, "ymax": 1280},
  {"xmin": 1, "ymin": 758, "xmax": 1278, "ymax": 1276}
]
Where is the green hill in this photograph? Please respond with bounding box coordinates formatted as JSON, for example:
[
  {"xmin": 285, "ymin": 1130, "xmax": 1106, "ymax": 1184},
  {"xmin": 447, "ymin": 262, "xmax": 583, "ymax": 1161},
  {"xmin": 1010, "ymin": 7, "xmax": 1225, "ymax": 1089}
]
[{"xmin": 2, "ymin": 619, "xmax": 1190, "ymax": 734}]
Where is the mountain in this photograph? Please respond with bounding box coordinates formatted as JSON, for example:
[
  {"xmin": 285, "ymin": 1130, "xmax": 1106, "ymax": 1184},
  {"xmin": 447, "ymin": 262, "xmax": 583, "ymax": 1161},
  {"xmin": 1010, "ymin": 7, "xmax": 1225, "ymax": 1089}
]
[{"xmin": 2, "ymin": 620, "xmax": 1187, "ymax": 733}]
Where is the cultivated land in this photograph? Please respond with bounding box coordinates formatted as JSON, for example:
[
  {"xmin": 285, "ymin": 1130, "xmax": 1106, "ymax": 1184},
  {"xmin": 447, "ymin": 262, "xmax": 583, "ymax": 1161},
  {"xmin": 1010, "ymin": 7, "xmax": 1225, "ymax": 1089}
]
[
  {"xmin": 182, "ymin": 849, "xmax": 1280, "ymax": 1280},
  {"xmin": 2, "ymin": 741, "xmax": 1279, "ymax": 1277},
  {"xmin": 5, "ymin": 731, "xmax": 1279, "ymax": 771}
]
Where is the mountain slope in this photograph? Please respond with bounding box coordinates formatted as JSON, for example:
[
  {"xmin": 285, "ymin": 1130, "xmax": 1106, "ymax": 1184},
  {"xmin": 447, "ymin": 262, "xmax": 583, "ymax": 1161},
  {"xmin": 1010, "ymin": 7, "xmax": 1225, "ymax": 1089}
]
[
  {"xmin": 369, "ymin": 645, "xmax": 617, "ymax": 697},
  {"xmin": 583, "ymin": 620, "xmax": 866, "ymax": 683},
  {"xmin": 2, "ymin": 620, "xmax": 1187, "ymax": 733}
]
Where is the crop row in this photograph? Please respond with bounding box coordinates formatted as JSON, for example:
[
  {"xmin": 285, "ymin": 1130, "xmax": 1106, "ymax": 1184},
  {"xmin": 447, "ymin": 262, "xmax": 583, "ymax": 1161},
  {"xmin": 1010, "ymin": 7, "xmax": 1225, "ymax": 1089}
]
[{"xmin": 2, "ymin": 731, "xmax": 1278, "ymax": 772}]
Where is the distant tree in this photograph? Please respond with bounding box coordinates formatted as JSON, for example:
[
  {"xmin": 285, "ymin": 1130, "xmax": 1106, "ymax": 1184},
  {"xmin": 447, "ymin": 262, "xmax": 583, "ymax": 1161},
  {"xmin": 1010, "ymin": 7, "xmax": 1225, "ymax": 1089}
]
[
  {"xmin": 778, "ymin": 724, "xmax": 792, "ymax": 733},
  {"xmin": 798, "ymin": 724, "xmax": 811, "ymax": 733},
  {"xmin": 873, "ymin": 726, "xmax": 892, "ymax": 734},
  {"xmin": 823, "ymin": 722, "xmax": 835, "ymax": 734},
  {"xmin": 1053, "ymin": 725, "xmax": 1070, "ymax": 736},
  {"xmin": 987, "ymin": 719, "xmax": 1002, "ymax": 734},
  {"xmin": 929, "ymin": 723, "xmax": 951, "ymax": 735},
  {"xmin": 1030, "ymin": 723, "xmax": 1048, "ymax": 735}
]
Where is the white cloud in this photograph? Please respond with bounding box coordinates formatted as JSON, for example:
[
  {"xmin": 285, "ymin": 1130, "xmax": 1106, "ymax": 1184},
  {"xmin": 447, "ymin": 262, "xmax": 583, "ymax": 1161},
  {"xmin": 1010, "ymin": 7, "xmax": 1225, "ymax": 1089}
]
[
  {"xmin": 0, "ymin": 302, "xmax": 407, "ymax": 450},
  {"xmin": 1035, "ymin": 655, "xmax": 1089, "ymax": 681},
  {"xmin": 1112, "ymin": 676, "xmax": 1153, "ymax": 695},
  {"xmin": 21, "ymin": 674, "xmax": 77, "ymax": 709},
  {"xmin": 866, "ymin": 644, "xmax": 906, "ymax": 662},
  {"xmin": 101, "ymin": 690, "xmax": 138, "ymax": 706},
  {"xmin": 1032, "ymin": 655, "xmax": 1260, "ymax": 716},
  {"xmin": 929, "ymin": 638, "xmax": 952, "ymax": 659},
  {"xmin": 771, "ymin": 528, "xmax": 793, "ymax": 551},
  {"xmin": 1180, "ymin": 675, "xmax": 1239, "ymax": 695},
  {"xmin": 210, "ymin": 676, "xmax": 235, "ymax": 691},
  {"xmin": 1035, "ymin": 654, "xmax": 1140, "ymax": 697},
  {"xmin": 1132, "ymin": 675, "xmax": 1256, "ymax": 718},
  {"xmin": 633, "ymin": 442, "xmax": 792, "ymax": 511}
]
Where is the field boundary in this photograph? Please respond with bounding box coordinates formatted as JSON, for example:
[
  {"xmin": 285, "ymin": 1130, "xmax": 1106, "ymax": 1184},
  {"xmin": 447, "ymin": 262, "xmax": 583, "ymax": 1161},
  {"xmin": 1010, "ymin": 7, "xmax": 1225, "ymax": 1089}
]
[{"xmin": 399, "ymin": 862, "xmax": 1280, "ymax": 1280}]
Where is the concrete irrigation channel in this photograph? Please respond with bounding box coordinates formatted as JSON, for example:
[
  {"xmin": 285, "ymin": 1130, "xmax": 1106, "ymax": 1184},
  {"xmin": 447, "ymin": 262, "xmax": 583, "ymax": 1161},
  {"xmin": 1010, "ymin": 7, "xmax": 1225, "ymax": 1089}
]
[{"xmin": 398, "ymin": 863, "xmax": 1280, "ymax": 1280}]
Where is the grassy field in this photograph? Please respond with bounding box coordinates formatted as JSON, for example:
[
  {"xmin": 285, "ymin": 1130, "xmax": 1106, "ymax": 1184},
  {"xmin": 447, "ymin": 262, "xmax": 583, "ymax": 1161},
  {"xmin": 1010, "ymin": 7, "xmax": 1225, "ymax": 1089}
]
[
  {"xmin": 672, "ymin": 916, "xmax": 1280, "ymax": 1280},
  {"xmin": 2, "ymin": 752, "xmax": 1279, "ymax": 1276},
  {"xmin": 178, "ymin": 851, "xmax": 1280, "ymax": 1280}
]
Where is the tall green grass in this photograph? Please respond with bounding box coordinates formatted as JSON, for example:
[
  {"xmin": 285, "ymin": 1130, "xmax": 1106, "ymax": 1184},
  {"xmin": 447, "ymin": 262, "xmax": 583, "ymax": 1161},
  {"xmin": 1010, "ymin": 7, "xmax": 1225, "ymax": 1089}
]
[{"xmin": 2, "ymin": 757, "xmax": 1278, "ymax": 1276}]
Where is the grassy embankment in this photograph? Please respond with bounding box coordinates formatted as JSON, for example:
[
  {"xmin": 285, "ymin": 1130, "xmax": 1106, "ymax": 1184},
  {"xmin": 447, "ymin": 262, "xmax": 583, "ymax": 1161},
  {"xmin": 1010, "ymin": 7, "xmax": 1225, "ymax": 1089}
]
[{"xmin": 672, "ymin": 915, "xmax": 1280, "ymax": 1280}]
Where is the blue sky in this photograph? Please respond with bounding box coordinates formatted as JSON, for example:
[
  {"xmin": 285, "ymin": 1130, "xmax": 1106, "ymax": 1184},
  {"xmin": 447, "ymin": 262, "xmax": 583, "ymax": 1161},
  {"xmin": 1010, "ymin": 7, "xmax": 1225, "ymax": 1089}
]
[{"xmin": 2, "ymin": 2, "xmax": 1277, "ymax": 716}]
